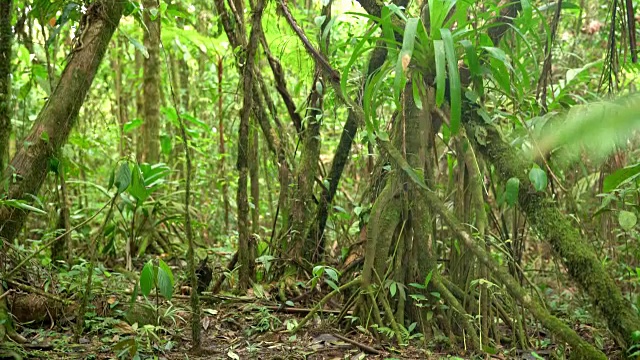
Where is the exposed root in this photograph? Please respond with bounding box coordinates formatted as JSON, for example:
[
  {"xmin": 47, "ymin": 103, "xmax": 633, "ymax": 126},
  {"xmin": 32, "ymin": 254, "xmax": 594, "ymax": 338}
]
[{"xmin": 291, "ymin": 278, "xmax": 361, "ymax": 333}]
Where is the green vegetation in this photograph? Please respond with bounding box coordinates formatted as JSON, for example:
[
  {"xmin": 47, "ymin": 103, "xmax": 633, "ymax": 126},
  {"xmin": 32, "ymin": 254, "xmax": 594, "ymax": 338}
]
[{"xmin": 2, "ymin": 0, "xmax": 640, "ymax": 359}]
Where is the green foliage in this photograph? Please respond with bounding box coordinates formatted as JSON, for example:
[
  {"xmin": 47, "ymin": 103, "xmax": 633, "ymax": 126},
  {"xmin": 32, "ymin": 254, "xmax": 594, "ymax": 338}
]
[
  {"xmin": 535, "ymin": 94, "xmax": 640, "ymax": 162},
  {"xmin": 528, "ymin": 167, "xmax": 548, "ymax": 191},
  {"xmin": 311, "ymin": 265, "xmax": 340, "ymax": 292},
  {"xmin": 505, "ymin": 177, "xmax": 520, "ymax": 207},
  {"xmin": 139, "ymin": 259, "xmax": 175, "ymax": 300}
]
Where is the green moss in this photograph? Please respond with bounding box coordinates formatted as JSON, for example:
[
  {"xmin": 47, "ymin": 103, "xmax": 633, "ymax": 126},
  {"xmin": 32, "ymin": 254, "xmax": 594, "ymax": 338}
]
[{"xmin": 465, "ymin": 117, "xmax": 640, "ymax": 348}]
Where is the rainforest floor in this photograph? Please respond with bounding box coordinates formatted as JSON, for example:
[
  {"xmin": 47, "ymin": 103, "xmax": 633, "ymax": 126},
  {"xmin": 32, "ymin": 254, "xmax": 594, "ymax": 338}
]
[{"xmin": 0, "ymin": 282, "xmax": 626, "ymax": 360}]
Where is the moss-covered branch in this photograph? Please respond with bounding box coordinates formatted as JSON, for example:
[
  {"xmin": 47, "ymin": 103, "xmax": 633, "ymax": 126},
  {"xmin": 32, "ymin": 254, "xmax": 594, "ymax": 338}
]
[{"xmin": 465, "ymin": 114, "xmax": 640, "ymax": 348}]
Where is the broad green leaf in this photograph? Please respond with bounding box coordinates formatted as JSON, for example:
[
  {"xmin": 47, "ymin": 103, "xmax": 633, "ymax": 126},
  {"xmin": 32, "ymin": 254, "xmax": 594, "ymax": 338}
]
[
  {"xmin": 128, "ymin": 165, "xmax": 149, "ymax": 203},
  {"xmin": 122, "ymin": 30, "xmax": 149, "ymax": 58},
  {"xmin": 521, "ymin": 0, "xmax": 532, "ymax": 22},
  {"xmin": 528, "ymin": 167, "xmax": 548, "ymax": 191},
  {"xmin": 156, "ymin": 267, "xmax": 173, "ymax": 300},
  {"xmin": 390, "ymin": 282, "xmax": 397, "ymax": 297},
  {"xmin": 158, "ymin": 259, "xmax": 174, "ymax": 285},
  {"xmin": 434, "ymin": 40, "xmax": 446, "ymax": 106},
  {"xmin": 312, "ymin": 265, "xmax": 324, "ymax": 278},
  {"xmin": 314, "ymin": 15, "xmax": 326, "ymax": 28},
  {"xmin": 123, "ymin": 118, "xmax": 144, "ymax": 133},
  {"xmin": 603, "ymin": 163, "xmax": 640, "ymax": 193},
  {"xmin": 619, "ymin": 210, "xmax": 637, "ymax": 231},
  {"xmin": 114, "ymin": 162, "xmax": 132, "ymax": 194},
  {"xmin": 505, "ymin": 177, "xmax": 520, "ymax": 207},
  {"xmin": 140, "ymin": 261, "xmax": 155, "ymax": 296},
  {"xmin": 380, "ymin": 7, "xmax": 396, "ymax": 49},
  {"xmin": 534, "ymin": 94, "xmax": 640, "ymax": 162},
  {"xmin": 321, "ymin": 17, "xmax": 337, "ymax": 51},
  {"xmin": 386, "ymin": 3, "xmax": 408, "ymax": 21},
  {"xmin": 441, "ymin": 29, "xmax": 461, "ymax": 134},
  {"xmin": 324, "ymin": 267, "xmax": 339, "ymax": 282}
]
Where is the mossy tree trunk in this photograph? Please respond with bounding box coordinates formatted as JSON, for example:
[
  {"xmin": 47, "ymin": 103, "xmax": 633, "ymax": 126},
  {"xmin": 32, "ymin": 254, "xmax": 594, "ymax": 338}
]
[
  {"xmin": 358, "ymin": 82, "xmax": 482, "ymax": 348},
  {"xmin": 289, "ymin": 3, "xmax": 332, "ymax": 263},
  {"xmin": 236, "ymin": 0, "xmax": 265, "ymax": 289},
  {"xmin": 0, "ymin": 0, "xmax": 124, "ymax": 244},
  {"xmin": 290, "ymin": 69, "xmax": 323, "ymax": 262},
  {"xmin": 465, "ymin": 113, "xmax": 640, "ymax": 348},
  {"xmin": 0, "ymin": 0, "xmax": 123, "ymax": 344},
  {"xmin": 0, "ymin": 0, "xmax": 12, "ymax": 173},
  {"xmin": 0, "ymin": 2, "xmax": 13, "ymax": 344}
]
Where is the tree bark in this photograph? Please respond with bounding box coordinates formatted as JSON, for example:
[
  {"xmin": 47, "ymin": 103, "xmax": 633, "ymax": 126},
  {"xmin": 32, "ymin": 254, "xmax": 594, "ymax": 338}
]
[
  {"xmin": 236, "ymin": 0, "xmax": 265, "ymax": 289},
  {"xmin": 135, "ymin": 49, "xmax": 145, "ymax": 162},
  {"xmin": 250, "ymin": 122, "xmax": 260, "ymax": 235},
  {"xmin": 217, "ymin": 57, "xmax": 230, "ymax": 233},
  {"xmin": 0, "ymin": 0, "xmax": 13, "ymax": 173},
  {"xmin": 142, "ymin": 0, "xmax": 161, "ymax": 163},
  {"xmin": 0, "ymin": 0, "xmax": 124, "ymax": 247}
]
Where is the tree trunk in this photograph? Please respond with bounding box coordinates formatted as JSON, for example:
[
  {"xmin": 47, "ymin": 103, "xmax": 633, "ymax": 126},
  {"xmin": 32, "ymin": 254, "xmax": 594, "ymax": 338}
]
[
  {"xmin": 135, "ymin": 49, "xmax": 145, "ymax": 162},
  {"xmin": 52, "ymin": 168, "xmax": 71, "ymax": 263},
  {"xmin": 465, "ymin": 114, "xmax": 640, "ymax": 348},
  {"xmin": 236, "ymin": 0, "xmax": 265, "ymax": 289},
  {"xmin": 142, "ymin": 0, "xmax": 161, "ymax": 164},
  {"xmin": 111, "ymin": 36, "xmax": 130, "ymax": 156},
  {"xmin": 217, "ymin": 57, "xmax": 230, "ymax": 234},
  {"xmin": 291, "ymin": 70, "xmax": 322, "ymax": 261},
  {"xmin": 0, "ymin": 0, "xmax": 13, "ymax": 173},
  {"xmin": 0, "ymin": 0, "xmax": 124, "ymax": 244},
  {"xmin": 250, "ymin": 122, "xmax": 260, "ymax": 235}
]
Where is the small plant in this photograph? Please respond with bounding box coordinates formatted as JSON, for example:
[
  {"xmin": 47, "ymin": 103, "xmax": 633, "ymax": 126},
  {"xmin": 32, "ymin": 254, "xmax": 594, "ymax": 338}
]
[
  {"xmin": 138, "ymin": 258, "xmax": 175, "ymax": 325},
  {"xmin": 247, "ymin": 305, "xmax": 281, "ymax": 335},
  {"xmin": 310, "ymin": 265, "xmax": 340, "ymax": 291}
]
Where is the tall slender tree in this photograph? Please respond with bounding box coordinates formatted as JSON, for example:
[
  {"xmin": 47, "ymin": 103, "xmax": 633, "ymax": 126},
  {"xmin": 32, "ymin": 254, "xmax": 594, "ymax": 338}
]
[
  {"xmin": 142, "ymin": 0, "xmax": 161, "ymax": 164},
  {"xmin": 0, "ymin": 0, "xmax": 13, "ymax": 172}
]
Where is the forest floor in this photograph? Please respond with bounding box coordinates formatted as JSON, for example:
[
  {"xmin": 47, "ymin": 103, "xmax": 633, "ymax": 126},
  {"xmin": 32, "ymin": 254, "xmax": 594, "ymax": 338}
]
[{"xmin": 3, "ymin": 288, "xmax": 624, "ymax": 360}]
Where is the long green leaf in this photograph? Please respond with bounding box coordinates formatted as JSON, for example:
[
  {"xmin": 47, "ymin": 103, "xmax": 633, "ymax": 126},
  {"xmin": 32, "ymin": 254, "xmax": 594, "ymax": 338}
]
[
  {"xmin": 428, "ymin": 0, "xmax": 457, "ymax": 39},
  {"xmin": 441, "ymin": 29, "xmax": 461, "ymax": 134},
  {"xmin": 394, "ymin": 18, "xmax": 420, "ymax": 103},
  {"xmin": 603, "ymin": 163, "xmax": 640, "ymax": 193},
  {"xmin": 2, "ymin": 199, "xmax": 47, "ymax": 215},
  {"xmin": 460, "ymin": 39, "xmax": 483, "ymax": 97},
  {"xmin": 434, "ymin": 40, "xmax": 446, "ymax": 106}
]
